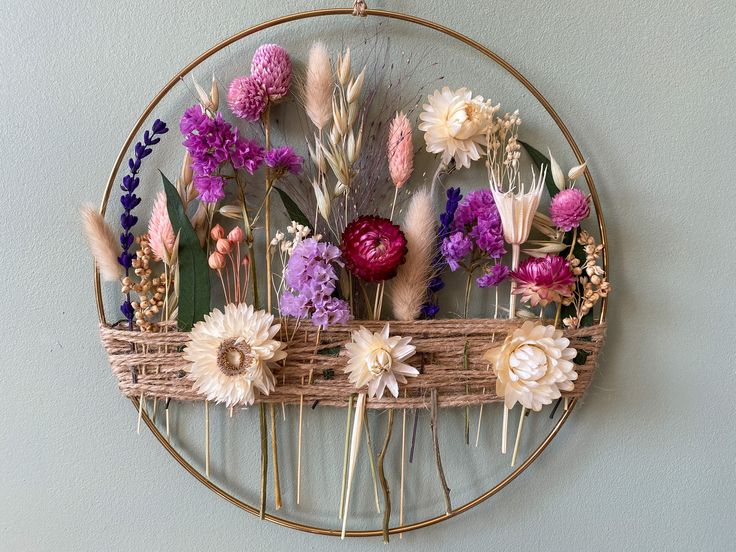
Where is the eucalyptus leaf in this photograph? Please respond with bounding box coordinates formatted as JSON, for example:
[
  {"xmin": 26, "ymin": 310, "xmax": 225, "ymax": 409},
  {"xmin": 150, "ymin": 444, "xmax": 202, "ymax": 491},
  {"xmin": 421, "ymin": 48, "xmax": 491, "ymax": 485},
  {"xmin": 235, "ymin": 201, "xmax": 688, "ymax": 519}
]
[
  {"xmin": 162, "ymin": 172, "xmax": 210, "ymax": 331},
  {"xmin": 274, "ymin": 186, "xmax": 311, "ymax": 230}
]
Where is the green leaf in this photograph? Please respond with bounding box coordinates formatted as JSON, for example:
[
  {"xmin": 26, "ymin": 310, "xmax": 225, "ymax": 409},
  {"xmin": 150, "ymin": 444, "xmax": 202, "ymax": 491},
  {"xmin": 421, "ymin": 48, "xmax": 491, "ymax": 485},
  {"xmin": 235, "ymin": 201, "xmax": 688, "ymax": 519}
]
[
  {"xmin": 274, "ymin": 186, "xmax": 311, "ymax": 229},
  {"xmin": 519, "ymin": 140, "xmax": 560, "ymax": 199},
  {"xmin": 161, "ymin": 172, "xmax": 210, "ymax": 331}
]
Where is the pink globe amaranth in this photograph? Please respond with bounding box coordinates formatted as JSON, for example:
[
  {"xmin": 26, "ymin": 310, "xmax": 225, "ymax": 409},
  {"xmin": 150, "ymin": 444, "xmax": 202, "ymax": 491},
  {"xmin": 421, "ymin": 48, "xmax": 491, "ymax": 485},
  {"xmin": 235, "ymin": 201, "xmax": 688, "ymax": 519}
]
[
  {"xmin": 511, "ymin": 254, "xmax": 576, "ymax": 307},
  {"xmin": 549, "ymin": 187, "xmax": 590, "ymax": 231},
  {"xmin": 341, "ymin": 216, "xmax": 408, "ymax": 283},
  {"xmin": 227, "ymin": 75, "xmax": 267, "ymax": 121},
  {"xmin": 251, "ymin": 44, "xmax": 292, "ymax": 101}
]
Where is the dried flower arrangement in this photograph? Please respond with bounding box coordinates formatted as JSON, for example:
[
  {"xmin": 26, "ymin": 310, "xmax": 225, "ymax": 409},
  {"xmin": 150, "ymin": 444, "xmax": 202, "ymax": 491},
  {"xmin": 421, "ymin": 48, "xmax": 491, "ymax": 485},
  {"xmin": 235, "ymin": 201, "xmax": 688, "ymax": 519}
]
[{"xmin": 86, "ymin": 26, "xmax": 609, "ymax": 542}]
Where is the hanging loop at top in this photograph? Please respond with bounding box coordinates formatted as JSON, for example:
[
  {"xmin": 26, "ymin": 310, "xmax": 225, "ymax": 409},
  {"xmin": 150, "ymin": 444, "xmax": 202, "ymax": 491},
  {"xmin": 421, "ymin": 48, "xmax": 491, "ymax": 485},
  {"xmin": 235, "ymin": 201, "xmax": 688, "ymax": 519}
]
[{"xmin": 352, "ymin": 0, "xmax": 368, "ymax": 16}]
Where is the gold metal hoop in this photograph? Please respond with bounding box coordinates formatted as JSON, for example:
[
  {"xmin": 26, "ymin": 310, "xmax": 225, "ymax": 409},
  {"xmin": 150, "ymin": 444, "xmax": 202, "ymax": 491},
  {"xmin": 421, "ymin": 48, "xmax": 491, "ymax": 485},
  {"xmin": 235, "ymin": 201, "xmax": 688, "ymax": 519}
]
[{"xmin": 95, "ymin": 7, "xmax": 608, "ymax": 537}]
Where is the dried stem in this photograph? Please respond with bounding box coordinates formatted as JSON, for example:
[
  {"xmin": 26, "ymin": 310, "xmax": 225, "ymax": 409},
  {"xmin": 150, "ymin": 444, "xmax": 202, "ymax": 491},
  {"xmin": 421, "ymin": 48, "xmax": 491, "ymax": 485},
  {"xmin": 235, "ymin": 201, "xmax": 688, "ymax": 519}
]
[
  {"xmin": 430, "ymin": 389, "xmax": 452, "ymax": 514},
  {"xmin": 511, "ymin": 406, "xmax": 527, "ymax": 467},
  {"xmin": 259, "ymin": 403, "xmax": 268, "ymax": 519},
  {"xmin": 338, "ymin": 394, "xmax": 354, "ymax": 519},
  {"xmin": 363, "ymin": 411, "xmax": 381, "ymax": 513},
  {"xmin": 270, "ymin": 403, "xmax": 282, "ymax": 510},
  {"xmin": 378, "ymin": 409, "xmax": 395, "ymax": 543}
]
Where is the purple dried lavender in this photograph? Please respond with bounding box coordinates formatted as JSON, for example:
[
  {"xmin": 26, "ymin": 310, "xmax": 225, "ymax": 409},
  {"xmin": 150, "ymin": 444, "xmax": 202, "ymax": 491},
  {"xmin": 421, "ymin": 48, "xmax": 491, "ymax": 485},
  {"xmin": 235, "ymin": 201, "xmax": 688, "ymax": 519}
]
[
  {"xmin": 421, "ymin": 187, "xmax": 462, "ymax": 319},
  {"xmin": 118, "ymin": 119, "xmax": 169, "ymax": 325}
]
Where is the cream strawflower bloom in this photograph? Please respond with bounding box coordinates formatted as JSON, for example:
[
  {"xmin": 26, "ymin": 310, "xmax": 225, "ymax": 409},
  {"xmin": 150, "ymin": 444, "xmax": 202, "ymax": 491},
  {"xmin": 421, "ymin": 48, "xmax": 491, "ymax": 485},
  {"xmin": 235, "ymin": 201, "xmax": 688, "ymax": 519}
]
[
  {"xmin": 184, "ymin": 304, "xmax": 287, "ymax": 407},
  {"xmin": 418, "ymin": 87, "xmax": 497, "ymax": 169},
  {"xmin": 484, "ymin": 321, "xmax": 577, "ymax": 411},
  {"xmin": 344, "ymin": 324, "xmax": 418, "ymax": 399}
]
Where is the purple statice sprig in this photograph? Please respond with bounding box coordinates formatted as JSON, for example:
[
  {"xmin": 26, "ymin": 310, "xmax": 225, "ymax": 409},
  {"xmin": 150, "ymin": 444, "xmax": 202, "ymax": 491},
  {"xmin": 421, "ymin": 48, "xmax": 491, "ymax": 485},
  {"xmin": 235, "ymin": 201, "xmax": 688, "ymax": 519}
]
[
  {"xmin": 279, "ymin": 238, "xmax": 350, "ymax": 329},
  {"xmin": 421, "ymin": 187, "xmax": 462, "ymax": 319},
  {"xmin": 180, "ymin": 105, "xmax": 265, "ymax": 203},
  {"xmin": 118, "ymin": 119, "xmax": 169, "ymax": 326}
]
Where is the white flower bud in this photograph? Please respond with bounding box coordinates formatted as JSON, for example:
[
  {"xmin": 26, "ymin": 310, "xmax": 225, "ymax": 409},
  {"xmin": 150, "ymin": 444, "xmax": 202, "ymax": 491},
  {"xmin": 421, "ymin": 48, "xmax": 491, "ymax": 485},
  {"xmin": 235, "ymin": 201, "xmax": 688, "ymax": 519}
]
[
  {"xmin": 548, "ymin": 149, "xmax": 566, "ymax": 191},
  {"xmin": 568, "ymin": 162, "xmax": 587, "ymax": 181}
]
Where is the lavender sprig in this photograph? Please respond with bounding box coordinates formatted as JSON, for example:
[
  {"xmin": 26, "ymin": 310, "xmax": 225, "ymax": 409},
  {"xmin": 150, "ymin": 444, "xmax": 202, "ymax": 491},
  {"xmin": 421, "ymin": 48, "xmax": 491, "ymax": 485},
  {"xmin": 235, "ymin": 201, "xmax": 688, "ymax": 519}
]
[
  {"xmin": 420, "ymin": 187, "xmax": 462, "ymax": 318},
  {"xmin": 118, "ymin": 119, "xmax": 169, "ymax": 326}
]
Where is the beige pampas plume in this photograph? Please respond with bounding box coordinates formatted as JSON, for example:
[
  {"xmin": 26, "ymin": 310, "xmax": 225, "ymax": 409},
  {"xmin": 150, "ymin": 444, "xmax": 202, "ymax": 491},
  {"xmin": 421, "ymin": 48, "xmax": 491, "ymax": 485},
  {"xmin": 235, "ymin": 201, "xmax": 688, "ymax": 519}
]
[
  {"xmin": 147, "ymin": 191, "xmax": 176, "ymax": 262},
  {"xmin": 389, "ymin": 188, "xmax": 436, "ymax": 321},
  {"xmin": 304, "ymin": 42, "xmax": 333, "ymax": 130},
  {"xmin": 80, "ymin": 204, "xmax": 123, "ymax": 281}
]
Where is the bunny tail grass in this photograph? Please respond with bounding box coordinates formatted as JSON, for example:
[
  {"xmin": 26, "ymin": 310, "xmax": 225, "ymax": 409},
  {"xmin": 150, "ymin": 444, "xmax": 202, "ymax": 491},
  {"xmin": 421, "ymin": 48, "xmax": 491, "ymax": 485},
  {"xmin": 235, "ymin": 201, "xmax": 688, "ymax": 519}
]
[
  {"xmin": 81, "ymin": 204, "xmax": 123, "ymax": 281},
  {"xmin": 389, "ymin": 188, "xmax": 436, "ymax": 321}
]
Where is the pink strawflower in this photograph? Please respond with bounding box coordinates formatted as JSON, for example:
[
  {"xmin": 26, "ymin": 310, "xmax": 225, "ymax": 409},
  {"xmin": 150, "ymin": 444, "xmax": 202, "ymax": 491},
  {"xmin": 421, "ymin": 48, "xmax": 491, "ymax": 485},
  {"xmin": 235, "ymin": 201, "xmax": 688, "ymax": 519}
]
[
  {"xmin": 251, "ymin": 44, "xmax": 292, "ymax": 101},
  {"xmin": 549, "ymin": 187, "xmax": 590, "ymax": 231},
  {"xmin": 387, "ymin": 112, "xmax": 414, "ymax": 188},
  {"xmin": 228, "ymin": 75, "xmax": 267, "ymax": 121},
  {"xmin": 147, "ymin": 192, "xmax": 175, "ymax": 262},
  {"xmin": 511, "ymin": 255, "xmax": 576, "ymax": 307}
]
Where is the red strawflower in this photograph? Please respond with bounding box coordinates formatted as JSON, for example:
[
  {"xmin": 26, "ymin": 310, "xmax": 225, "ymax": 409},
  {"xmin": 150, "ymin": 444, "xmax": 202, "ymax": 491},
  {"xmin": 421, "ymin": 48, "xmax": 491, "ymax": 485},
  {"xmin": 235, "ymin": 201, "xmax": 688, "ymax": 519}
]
[{"xmin": 341, "ymin": 216, "xmax": 407, "ymax": 282}]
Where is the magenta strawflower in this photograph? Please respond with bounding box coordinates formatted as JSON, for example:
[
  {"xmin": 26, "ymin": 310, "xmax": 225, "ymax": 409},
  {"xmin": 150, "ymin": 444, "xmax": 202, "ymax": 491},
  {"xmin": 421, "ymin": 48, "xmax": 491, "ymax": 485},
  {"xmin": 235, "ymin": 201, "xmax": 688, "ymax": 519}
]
[
  {"xmin": 227, "ymin": 75, "xmax": 267, "ymax": 121},
  {"xmin": 266, "ymin": 146, "xmax": 303, "ymax": 178},
  {"xmin": 251, "ymin": 44, "xmax": 292, "ymax": 101},
  {"xmin": 341, "ymin": 216, "xmax": 407, "ymax": 283},
  {"xmin": 549, "ymin": 187, "xmax": 590, "ymax": 231},
  {"xmin": 511, "ymin": 255, "xmax": 576, "ymax": 307}
]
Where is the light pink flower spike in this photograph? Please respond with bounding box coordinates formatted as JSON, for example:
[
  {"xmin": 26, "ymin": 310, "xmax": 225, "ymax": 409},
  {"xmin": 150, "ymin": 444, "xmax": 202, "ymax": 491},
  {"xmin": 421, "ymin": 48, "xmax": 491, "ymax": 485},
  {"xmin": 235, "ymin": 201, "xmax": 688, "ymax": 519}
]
[
  {"xmin": 147, "ymin": 191, "xmax": 175, "ymax": 262},
  {"xmin": 387, "ymin": 112, "xmax": 414, "ymax": 189}
]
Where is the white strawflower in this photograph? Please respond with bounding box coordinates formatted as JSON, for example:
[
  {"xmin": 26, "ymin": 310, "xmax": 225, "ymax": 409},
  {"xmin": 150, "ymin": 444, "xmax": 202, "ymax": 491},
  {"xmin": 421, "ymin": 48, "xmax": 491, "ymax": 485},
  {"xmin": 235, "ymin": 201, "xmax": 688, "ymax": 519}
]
[
  {"xmin": 483, "ymin": 321, "xmax": 577, "ymax": 411},
  {"xmin": 344, "ymin": 324, "xmax": 418, "ymax": 399},
  {"xmin": 184, "ymin": 304, "xmax": 287, "ymax": 407},
  {"xmin": 418, "ymin": 87, "xmax": 496, "ymax": 169}
]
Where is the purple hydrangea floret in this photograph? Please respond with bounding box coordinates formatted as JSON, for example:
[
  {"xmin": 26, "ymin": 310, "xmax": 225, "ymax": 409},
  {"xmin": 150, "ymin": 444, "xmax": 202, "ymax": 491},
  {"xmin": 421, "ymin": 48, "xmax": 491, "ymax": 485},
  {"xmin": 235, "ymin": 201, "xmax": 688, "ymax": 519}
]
[{"xmin": 279, "ymin": 238, "xmax": 350, "ymax": 329}]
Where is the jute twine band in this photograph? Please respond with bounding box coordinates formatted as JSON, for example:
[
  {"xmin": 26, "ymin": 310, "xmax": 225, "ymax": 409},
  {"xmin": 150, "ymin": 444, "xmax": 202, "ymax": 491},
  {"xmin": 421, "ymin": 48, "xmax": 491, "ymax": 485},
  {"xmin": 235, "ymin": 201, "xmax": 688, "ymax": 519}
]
[{"xmin": 101, "ymin": 319, "xmax": 605, "ymax": 410}]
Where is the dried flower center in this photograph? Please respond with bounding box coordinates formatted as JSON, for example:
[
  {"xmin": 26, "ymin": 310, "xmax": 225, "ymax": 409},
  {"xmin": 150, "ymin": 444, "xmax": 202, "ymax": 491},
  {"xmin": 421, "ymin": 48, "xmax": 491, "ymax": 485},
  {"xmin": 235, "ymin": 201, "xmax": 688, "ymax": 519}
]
[
  {"xmin": 217, "ymin": 338, "xmax": 255, "ymax": 377},
  {"xmin": 366, "ymin": 348, "xmax": 393, "ymax": 376},
  {"xmin": 510, "ymin": 344, "xmax": 548, "ymax": 381}
]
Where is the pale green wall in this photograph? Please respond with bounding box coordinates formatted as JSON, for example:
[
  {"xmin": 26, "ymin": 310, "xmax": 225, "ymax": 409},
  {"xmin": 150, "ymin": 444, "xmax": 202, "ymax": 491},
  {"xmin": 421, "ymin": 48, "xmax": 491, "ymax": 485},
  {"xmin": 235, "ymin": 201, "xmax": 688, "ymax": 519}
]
[{"xmin": 2, "ymin": 1, "xmax": 735, "ymax": 550}]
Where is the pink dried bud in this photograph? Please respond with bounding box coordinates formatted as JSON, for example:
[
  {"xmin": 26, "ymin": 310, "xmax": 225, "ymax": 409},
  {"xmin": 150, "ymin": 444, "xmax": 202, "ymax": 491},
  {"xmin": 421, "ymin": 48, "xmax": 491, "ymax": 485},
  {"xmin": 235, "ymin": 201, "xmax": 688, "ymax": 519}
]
[
  {"xmin": 208, "ymin": 251, "xmax": 226, "ymax": 270},
  {"xmin": 251, "ymin": 44, "xmax": 292, "ymax": 102},
  {"xmin": 387, "ymin": 112, "xmax": 414, "ymax": 189},
  {"xmin": 227, "ymin": 226, "xmax": 245, "ymax": 243},
  {"xmin": 242, "ymin": 256, "xmax": 250, "ymax": 268},
  {"xmin": 210, "ymin": 224, "xmax": 225, "ymax": 240},
  {"xmin": 216, "ymin": 238, "xmax": 232, "ymax": 254}
]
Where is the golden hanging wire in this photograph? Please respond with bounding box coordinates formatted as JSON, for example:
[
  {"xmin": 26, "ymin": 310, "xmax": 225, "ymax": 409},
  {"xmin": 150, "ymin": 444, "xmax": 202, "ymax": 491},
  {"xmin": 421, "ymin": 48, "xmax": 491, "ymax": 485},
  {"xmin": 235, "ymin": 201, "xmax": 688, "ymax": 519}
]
[{"xmin": 96, "ymin": 7, "xmax": 608, "ymax": 537}]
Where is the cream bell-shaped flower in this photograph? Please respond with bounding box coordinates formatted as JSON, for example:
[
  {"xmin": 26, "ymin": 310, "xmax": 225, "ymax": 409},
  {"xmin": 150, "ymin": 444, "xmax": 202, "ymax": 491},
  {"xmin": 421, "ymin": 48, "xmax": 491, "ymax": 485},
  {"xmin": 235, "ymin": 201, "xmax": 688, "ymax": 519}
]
[
  {"xmin": 344, "ymin": 324, "xmax": 418, "ymax": 399},
  {"xmin": 490, "ymin": 165, "xmax": 546, "ymax": 246},
  {"xmin": 184, "ymin": 303, "xmax": 287, "ymax": 407},
  {"xmin": 418, "ymin": 87, "xmax": 496, "ymax": 169},
  {"xmin": 484, "ymin": 321, "xmax": 577, "ymax": 412}
]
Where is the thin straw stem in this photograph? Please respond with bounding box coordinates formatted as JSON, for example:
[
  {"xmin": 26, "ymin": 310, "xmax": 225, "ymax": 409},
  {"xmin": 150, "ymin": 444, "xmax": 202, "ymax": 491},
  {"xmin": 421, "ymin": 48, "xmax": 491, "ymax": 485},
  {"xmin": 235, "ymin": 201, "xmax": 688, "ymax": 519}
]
[
  {"xmin": 338, "ymin": 394, "xmax": 354, "ymax": 519},
  {"xmin": 430, "ymin": 390, "xmax": 452, "ymax": 514},
  {"xmin": 511, "ymin": 406, "xmax": 527, "ymax": 467},
  {"xmin": 363, "ymin": 411, "xmax": 381, "ymax": 514},
  {"xmin": 378, "ymin": 409, "xmax": 395, "ymax": 544},
  {"xmin": 259, "ymin": 403, "xmax": 268, "ymax": 519},
  {"xmin": 270, "ymin": 404, "xmax": 282, "ymax": 510}
]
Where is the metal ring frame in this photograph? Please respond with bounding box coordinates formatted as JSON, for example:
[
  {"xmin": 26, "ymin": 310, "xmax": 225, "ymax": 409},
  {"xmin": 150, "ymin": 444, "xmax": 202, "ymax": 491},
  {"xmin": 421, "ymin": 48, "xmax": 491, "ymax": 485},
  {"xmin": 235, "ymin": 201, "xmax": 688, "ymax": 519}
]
[{"xmin": 95, "ymin": 7, "xmax": 608, "ymax": 538}]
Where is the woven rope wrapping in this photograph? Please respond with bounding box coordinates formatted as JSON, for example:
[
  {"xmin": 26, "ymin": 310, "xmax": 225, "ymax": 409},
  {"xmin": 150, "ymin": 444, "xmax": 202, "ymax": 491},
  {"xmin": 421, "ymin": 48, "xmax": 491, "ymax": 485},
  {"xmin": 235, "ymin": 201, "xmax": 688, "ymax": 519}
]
[{"xmin": 100, "ymin": 319, "xmax": 605, "ymax": 409}]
